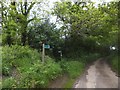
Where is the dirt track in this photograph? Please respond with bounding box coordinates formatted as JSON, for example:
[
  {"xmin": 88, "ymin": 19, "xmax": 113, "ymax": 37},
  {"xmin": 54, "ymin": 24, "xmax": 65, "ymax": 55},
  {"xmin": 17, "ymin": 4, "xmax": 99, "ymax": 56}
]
[{"xmin": 74, "ymin": 58, "xmax": 119, "ymax": 88}]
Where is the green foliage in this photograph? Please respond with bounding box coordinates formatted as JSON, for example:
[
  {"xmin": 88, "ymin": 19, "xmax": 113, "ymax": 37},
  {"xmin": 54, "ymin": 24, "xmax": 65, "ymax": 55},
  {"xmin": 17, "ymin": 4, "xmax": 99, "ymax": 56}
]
[
  {"xmin": 59, "ymin": 53, "xmax": 100, "ymax": 88},
  {"xmin": 1, "ymin": 1, "xmax": 119, "ymax": 88},
  {"xmin": 2, "ymin": 77, "xmax": 17, "ymax": 88},
  {"xmin": 53, "ymin": 1, "xmax": 118, "ymax": 55},
  {"xmin": 2, "ymin": 46, "xmax": 100, "ymax": 88},
  {"xmin": 108, "ymin": 54, "xmax": 119, "ymax": 75},
  {"xmin": 27, "ymin": 19, "xmax": 61, "ymax": 50},
  {"xmin": 64, "ymin": 52, "xmax": 100, "ymax": 64},
  {"xmin": 4, "ymin": 60, "xmax": 62, "ymax": 88},
  {"xmin": 18, "ymin": 60, "xmax": 62, "ymax": 88},
  {"xmin": 63, "ymin": 78, "xmax": 75, "ymax": 88},
  {"xmin": 59, "ymin": 60, "xmax": 85, "ymax": 88},
  {"xmin": 59, "ymin": 60, "xmax": 84, "ymax": 78},
  {"xmin": 0, "ymin": 35, "xmax": 1, "ymax": 44},
  {"xmin": 111, "ymin": 56, "xmax": 118, "ymax": 72},
  {"xmin": 2, "ymin": 45, "xmax": 62, "ymax": 88},
  {"xmin": 59, "ymin": 53, "xmax": 100, "ymax": 79},
  {"xmin": 64, "ymin": 78, "xmax": 76, "ymax": 88},
  {"xmin": 2, "ymin": 65, "xmax": 12, "ymax": 76},
  {"xmin": 1, "ymin": 1, "xmax": 37, "ymax": 45},
  {"xmin": 2, "ymin": 45, "xmax": 40, "ymax": 76},
  {"xmin": 80, "ymin": 53, "xmax": 101, "ymax": 64}
]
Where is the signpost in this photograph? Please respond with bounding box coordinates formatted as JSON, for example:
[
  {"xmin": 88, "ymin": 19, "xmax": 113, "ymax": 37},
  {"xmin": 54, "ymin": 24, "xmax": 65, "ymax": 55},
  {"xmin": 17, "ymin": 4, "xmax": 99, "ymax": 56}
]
[
  {"xmin": 42, "ymin": 43, "xmax": 50, "ymax": 63},
  {"xmin": 44, "ymin": 45, "xmax": 50, "ymax": 49},
  {"xmin": 58, "ymin": 50, "xmax": 62, "ymax": 60},
  {"xmin": 42, "ymin": 43, "xmax": 45, "ymax": 63}
]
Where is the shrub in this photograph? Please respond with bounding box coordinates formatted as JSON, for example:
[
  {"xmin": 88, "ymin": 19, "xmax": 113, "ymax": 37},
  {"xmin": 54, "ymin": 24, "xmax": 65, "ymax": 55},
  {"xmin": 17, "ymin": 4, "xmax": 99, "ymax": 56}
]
[
  {"xmin": 2, "ymin": 77, "xmax": 17, "ymax": 88},
  {"xmin": 2, "ymin": 59, "xmax": 62, "ymax": 88},
  {"xmin": 109, "ymin": 55, "xmax": 119, "ymax": 75},
  {"xmin": 2, "ymin": 45, "xmax": 63, "ymax": 88},
  {"xmin": 18, "ymin": 59, "xmax": 62, "ymax": 88},
  {"xmin": 59, "ymin": 60, "xmax": 84, "ymax": 78},
  {"xmin": 2, "ymin": 45, "xmax": 40, "ymax": 76},
  {"xmin": 80, "ymin": 53, "xmax": 101, "ymax": 64},
  {"xmin": 2, "ymin": 65, "xmax": 12, "ymax": 76}
]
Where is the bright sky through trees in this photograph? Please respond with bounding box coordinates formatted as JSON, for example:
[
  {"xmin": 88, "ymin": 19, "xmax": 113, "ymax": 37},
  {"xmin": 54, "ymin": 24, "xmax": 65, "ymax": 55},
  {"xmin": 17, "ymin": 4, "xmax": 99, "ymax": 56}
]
[{"xmin": 48, "ymin": 0, "xmax": 114, "ymax": 24}]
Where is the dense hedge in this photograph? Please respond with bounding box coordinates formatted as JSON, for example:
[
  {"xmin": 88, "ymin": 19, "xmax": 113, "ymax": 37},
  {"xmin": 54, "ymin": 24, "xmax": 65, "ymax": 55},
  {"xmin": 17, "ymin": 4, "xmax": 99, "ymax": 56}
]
[
  {"xmin": 59, "ymin": 60, "xmax": 84, "ymax": 78},
  {"xmin": 108, "ymin": 54, "xmax": 119, "ymax": 76}
]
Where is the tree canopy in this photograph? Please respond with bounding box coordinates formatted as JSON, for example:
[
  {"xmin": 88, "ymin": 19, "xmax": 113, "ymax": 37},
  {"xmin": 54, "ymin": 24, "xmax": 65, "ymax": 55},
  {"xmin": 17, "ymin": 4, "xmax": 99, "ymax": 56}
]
[{"xmin": 1, "ymin": 0, "xmax": 119, "ymax": 56}]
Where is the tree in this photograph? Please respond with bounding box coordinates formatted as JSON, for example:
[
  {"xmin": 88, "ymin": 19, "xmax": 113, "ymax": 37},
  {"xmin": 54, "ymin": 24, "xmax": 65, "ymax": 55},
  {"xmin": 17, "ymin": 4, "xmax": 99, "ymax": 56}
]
[
  {"xmin": 1, "ymin": 0, "xmax": 39, "ymax": 46},
  {"xmin": 53, "ymin": 1, "xmax": 118, "ymax": 56},
  {"xmin": 27, "ymin": 18, "xmax": 61, "ymax": 50}
]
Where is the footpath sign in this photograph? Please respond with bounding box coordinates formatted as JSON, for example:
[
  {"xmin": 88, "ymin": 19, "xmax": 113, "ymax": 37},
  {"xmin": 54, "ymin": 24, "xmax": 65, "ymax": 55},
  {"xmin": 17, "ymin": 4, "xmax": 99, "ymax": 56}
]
[
  {"xmin": 42, "ymin": 44, "xmax": 50, "ymax": 63},
  {"xmin": 44, "ymin": 45, "xmax": 50, "ymax": 49}
]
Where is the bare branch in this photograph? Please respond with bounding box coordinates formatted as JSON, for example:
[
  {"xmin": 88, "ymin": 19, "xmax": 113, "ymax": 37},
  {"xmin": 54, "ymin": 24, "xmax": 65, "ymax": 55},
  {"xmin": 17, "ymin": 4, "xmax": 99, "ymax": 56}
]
[
  {"xmin": 26, "ymin": 2, "xmax": 35, "ymax": 15},
  {"xmin": 27, "ymin": 17, "xmax": 36, "ymax": 23},
  {"xmin": 20, "ymin": 2, "xmax": 24, "ymax": 14}
]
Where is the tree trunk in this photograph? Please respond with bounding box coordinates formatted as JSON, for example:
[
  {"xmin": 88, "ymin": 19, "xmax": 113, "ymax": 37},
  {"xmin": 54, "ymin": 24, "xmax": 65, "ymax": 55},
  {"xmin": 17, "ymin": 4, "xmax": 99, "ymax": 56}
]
[
  {"xmin": 6, "ymin": 33, "xmax": 12, "ymax": 46},
  {"xmin": 21, "ymin": 30, "xmax": 27, "ymax": 46}
]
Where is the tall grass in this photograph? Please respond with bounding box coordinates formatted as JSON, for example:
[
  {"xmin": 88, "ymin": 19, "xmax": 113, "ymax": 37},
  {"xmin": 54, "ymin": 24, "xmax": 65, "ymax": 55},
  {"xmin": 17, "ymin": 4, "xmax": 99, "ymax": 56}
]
[
  {"xmin": 2, "ymin": 45, "xmax": 62, "ymax": 88},
  {"xmin": 2, "ymin": 45, "xmax": 101, "ymax": 88},
  {"xmin": 108, "ymin": 54, "xmax": 119, "ymax": 75}
]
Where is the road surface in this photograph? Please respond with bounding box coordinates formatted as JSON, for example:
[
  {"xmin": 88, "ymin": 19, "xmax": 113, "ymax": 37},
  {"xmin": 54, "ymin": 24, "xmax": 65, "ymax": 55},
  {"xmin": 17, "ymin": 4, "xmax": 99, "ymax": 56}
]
[{"xmin": 74, "ymin": 58, "xmax": 119, "ymax": 88}]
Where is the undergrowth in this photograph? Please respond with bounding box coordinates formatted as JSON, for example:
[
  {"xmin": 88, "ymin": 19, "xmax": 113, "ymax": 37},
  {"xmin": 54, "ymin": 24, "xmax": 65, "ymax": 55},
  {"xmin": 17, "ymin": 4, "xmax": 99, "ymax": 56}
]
[{"xmin": 2, "ymin": 45, "xmax": 101, "ymax": 88}]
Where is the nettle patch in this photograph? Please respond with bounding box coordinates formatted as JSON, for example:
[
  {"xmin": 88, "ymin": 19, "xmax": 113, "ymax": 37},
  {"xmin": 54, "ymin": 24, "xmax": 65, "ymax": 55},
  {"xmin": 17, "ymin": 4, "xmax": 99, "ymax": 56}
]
[{"xmin": 2, "ymin": 45, "xmax": 62, "ymax": 88}]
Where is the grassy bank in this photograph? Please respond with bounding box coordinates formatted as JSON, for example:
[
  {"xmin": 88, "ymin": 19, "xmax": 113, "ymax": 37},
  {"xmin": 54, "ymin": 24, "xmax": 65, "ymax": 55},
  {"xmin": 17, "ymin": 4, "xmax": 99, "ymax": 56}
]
[
  {"xmin": 2, "ymin": 45, "xmax": 62, "ymax": 88},
  {"xmin": 2, "ymin": 45, "xmax": 101, "ymax": 88},
  {"xmin": 108, "ymin": 54, "xmax": 119, "ymax": 76},
  {"xmin": 0, "ymin": 46, "xmax": 2, "ymax": 90},
  {"xmin": 59, "ymin": 60, "xmax": 85, "ymax": 88},
  {"xmin": 59, "ymin": 53, "xmax": 101, "ymax": 88},
  {"xmin": 2, "ymin": 45, "xmax": 85, "ymax": 88}
]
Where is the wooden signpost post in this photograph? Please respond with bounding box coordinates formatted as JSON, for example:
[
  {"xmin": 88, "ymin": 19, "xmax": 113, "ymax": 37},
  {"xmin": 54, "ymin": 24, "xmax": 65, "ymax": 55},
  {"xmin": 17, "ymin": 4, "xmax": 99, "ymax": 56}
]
[
  {"xmin": 42, "ymin": 43, "xmax": 45, "ymax": 63},
  {"xmin": 42, "ymin": 43, "xmax": 50, "ymax": 63}
]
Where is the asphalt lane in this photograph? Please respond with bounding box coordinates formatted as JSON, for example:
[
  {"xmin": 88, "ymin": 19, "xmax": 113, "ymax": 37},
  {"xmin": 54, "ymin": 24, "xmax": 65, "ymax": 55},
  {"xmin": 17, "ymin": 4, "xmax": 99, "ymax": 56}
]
[{"xmin": 74, "ymin": 58, "xmax": 119, "ymax": 88}]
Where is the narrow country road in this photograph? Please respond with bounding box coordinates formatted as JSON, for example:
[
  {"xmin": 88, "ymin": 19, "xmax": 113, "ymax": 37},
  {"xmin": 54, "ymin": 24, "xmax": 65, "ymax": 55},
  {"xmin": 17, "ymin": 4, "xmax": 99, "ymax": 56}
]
[{"xmin": 74, "ymin": 58, "xmax": 119, "ymax": 88}]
